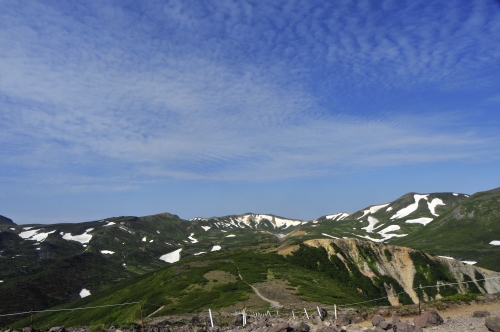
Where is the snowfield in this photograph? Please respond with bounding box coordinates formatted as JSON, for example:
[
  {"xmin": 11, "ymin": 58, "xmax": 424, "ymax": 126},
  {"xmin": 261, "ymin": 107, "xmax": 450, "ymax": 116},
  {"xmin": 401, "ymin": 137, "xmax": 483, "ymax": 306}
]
[
  {"xmin": 201, "ymin": 226, "xmax": 211, "ymax": 231},
  {"xmin": 489, "ymin": 241, "xmax": 500, "ymax": 246},
  {"xmin": 358, "ymin": 203, "xmax": 389, "ymax": 219},
  {"xmin": 361, "ymin": 216, "xmax": 380, "ymax": 233},
  {"xmin": 391, "ymin": 194, "xmax": 445, "ymax": 219},
  {"xmin": 405, "ymin": 217, "xmax": 433, "ymax": 226},
  {"xmin": 61, "ymin": 228, "xmax": 93, "ymax": 245},
  {"xmin": 325, "ymin": 213, "xmax": 349, "ymax": 221},
  {"xmin": 211, "ymin": 245, "xmax": 221, "ymax": 251},
  {"xmin": 159, "ymin": 248, "xmax": 182, "ymax": 263}
]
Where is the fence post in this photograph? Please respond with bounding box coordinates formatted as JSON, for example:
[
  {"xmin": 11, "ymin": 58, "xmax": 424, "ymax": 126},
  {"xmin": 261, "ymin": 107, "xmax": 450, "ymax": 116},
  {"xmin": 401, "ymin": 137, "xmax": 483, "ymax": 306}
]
[
  {"xmin": 209, "ymin": 309, "xmax": 214, "ymax": 327},
  {"xmin": 139, "ymin": 302, "xmax": 145, "ymax": 332},
  {"xmin": 317, "ymin": 306, "xmax": 321, "ymax": 318},
  {"xmin": 292, "ymin": 310, "xmax": 295, "ymax": 319},
  {"xmin": 334, "ymin": 305, "xmax": 337, "ymax": 320},
  {"xmin": 304, "ymin": 308, "xmax": 309, "ymax": 320}
]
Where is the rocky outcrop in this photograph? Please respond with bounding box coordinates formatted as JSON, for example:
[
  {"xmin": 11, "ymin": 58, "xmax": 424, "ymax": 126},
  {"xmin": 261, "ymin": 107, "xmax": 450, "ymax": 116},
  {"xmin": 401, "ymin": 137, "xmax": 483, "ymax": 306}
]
[{"xmin": 486, "ymin": 316, "xmax": 500, "ymax": 332}]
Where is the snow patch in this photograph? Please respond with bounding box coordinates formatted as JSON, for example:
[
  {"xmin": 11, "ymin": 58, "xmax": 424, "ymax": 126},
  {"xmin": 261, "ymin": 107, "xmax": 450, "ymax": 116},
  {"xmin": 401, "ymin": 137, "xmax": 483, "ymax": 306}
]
[
  {"xmin": 61, "ymin": 229, "xmax": 93, "ymax": 245},
  {"xmin": 119, "ymin": 227, "xmax": 133, "ymax": 234},
  {"xmin": 201, "ymin": 226, "xmax": 211, "ymax": 231},
  {"xmin": 19, "ymin": 229, "xmax": 56, "ymax": 242},
  {"xmin": 100, "ymin": 250, "xmax": 115, "ymax": 255},
  {"xmin": 188, "ymin": 233, "xmax": 198, "ymax": 243},
  {"xmin": 427, "ymin": 198, "xmax": 445, "ymax": 216},
  {"xmin": 386, "ymin": 207, "xmax": 393, "ymax": 211},
  {"xmin": 358, "ymin": 203, "xmax": 390, "ymax": 219},
  {"xmin": 159, "ymin": 248, "xmax": 182, "ymax": 263},
  {"xmin": 23, "ymin": 227, "xmax": 34, "ymax": 230},
  {"xmin": 461, "ymin": 261, "xmax": 477, "ymax": 265},
  {"xmin": 325, "ymin": 213, "xmax": 350, "ymax": 221},
  {"xmin": 194, "ymin": 252, "xmax": 206, "ymax": 256},
  {"xmin": 103, "ymin": 222, "xmax": 115, "ymax": 227},
  {"xmin": 322, "ymin": 233, "xmax": 339, "ymax": 239},
  {"xmin": 354, "ymin": 234, "xmax": 385, "ymax": 243},
  {"xmin": 439, "ymin": 256, "xmax": 455, "ymax": 260},
  {"xmin": 226, "ymin": 234, "xmax": 236, "ymax": 237},
  {"xmin": 453, "ymin": 193, "xmax": 459, "ymax": 196},
  {"xmin": 405, "ymin": 217, "xmax": 433, "ymax": 226},
  {"xmin": 211, "ymin": 245, "xmax": 221, "ymax": 252},
  {"xmin": 80, "ymin": 288, "xmax": 91, "ymax": 298},
  {"xmin": 142, "ymin": 236, "xmax": 147, "ymax": 242},
  {"xmin": 379, "ymin": 225, "xmax": 400, "ymax": 234},
  {"xmin": 489, "ymin": 241, "xmax": 500, "ymax": 246},
  {"xmin": 361, "ymin": 216, "xmax": 380, "ymax": 233},
  {"xmin": 391, "ymin": 194, "xmax": 428, "ymax": 219}
]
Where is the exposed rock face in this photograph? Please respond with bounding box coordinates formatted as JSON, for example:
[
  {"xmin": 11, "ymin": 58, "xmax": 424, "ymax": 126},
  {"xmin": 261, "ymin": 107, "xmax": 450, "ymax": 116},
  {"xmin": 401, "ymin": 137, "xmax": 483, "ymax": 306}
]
[{"xmin": 299, "ymin": 238, "xmax": 500, "ymax": 305}]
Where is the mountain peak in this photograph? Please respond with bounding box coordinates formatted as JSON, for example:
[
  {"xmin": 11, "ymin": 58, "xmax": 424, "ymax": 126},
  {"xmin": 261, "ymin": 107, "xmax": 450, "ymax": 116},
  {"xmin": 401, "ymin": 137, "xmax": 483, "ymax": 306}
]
[{"xmin": 0, "ymin": 215, "xmax": 15, "ymax": 225}]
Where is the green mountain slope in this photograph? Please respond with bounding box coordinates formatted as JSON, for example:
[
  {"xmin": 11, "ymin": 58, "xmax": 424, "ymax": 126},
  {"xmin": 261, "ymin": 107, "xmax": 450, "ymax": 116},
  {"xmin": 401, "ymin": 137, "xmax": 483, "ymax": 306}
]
[
  {"xmin": 391, "ymin": 187, "xmax": 500, "ymax": 271},
  {"xmin": 8, "ymin": 238, "xmax": 500, "ymax": 329}
]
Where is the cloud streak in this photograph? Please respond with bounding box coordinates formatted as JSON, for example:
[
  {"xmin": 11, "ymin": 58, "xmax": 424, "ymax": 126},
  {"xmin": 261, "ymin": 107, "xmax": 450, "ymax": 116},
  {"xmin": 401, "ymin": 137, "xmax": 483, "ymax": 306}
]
[{"xmin": 1, "ymin": 0, "xmax": 499, "ymax": 189}]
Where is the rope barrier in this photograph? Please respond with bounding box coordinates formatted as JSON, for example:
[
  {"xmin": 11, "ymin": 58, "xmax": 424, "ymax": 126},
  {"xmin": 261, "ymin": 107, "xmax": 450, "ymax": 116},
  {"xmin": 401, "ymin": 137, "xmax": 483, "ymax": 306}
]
[{"xmin": 0, "ymin": 302, "xmax": 141, "ymax": 318}]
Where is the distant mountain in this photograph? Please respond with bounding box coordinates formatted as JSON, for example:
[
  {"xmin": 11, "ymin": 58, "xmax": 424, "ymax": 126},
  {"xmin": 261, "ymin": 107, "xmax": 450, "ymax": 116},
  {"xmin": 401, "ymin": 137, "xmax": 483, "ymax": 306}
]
[
  {"xmin": 0, "ymin": 215, "xmax": 15, "ymax": 225},
  {"xmin": 392, "ymin": 187, "xmax": 500, "ymax": 271},
  {"xmin": 1, "ymin": 187, "xmax": 499, "ymax": 324}
]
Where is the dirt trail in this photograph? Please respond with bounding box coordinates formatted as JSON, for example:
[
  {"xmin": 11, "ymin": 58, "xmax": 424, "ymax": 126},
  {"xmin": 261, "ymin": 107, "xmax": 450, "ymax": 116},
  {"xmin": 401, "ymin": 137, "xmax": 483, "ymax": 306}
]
[{"xmin": 236, "ymin": 267, "xmax": 282, "ymax": 309}]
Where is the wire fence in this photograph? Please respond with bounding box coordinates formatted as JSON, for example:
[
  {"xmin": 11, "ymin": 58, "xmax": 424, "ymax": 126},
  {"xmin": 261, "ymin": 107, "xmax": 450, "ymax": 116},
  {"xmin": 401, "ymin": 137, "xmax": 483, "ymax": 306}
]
[{"xmin": 1, "ymin": 276, "xmax": 499, "ymax": 327}]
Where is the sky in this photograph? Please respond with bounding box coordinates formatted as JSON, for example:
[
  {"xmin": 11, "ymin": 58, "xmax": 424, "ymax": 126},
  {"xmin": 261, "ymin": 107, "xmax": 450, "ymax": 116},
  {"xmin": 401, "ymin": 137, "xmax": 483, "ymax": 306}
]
[{"xmin": 1, "ymin": 0, "xmax": 500, "ymax": 224}]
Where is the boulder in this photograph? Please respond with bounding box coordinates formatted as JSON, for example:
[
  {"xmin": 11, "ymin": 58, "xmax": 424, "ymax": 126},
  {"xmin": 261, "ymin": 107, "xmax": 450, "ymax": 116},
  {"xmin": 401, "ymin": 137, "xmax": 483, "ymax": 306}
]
[
  {"xmin": 316, "ymin": 327, "xmax": 340, "ymax": 332},
  {"xmin": 473, "ymin": 310, "xmax": 491, "ymax": 318},
  {"xmin": 270, "ymin": 323, "xmax": 289, "ymax": 332},
  {"xmin": 351, "ymin": 316, "xmax": 363, "ymax": 324},
  {"xmin": 392, "ymin": 322, "xmax": 421, "ymax": 332},
  {"xmin": 292, "ymin": 322, "xmax": 311, "ymax": 332},
  {"xmin": 49, "ymin": 327, "xmax": 66, "ymax": 332},
  {"xmin": 487, "ymin": 294, "xmax": 498, "ymax": 301},
  {"xmin": 234, "ymin": 314, "xmax": 244, "ymax": 326},
  {"xmin": 320, "ymin": 308, "xmax": 328, "ymax": 320},
  {"xmin": 391, "ymin": 316, "xmax": 401, "ymax": 323},
  {"xmin": 486, "ymin": 316, "xmax": 500, "ymax": 332},
  {"xmin": 413, "ymin": 310, "xmax": 443, "ymax": 328},
  {"xmin": 335, "ymin": 314, "xmax": 350, "ymax": 327},
  {"xmin": 378, "ymin": 321, "xmax": 393, "ymax": 330},
  {"xmin": 372, "ymin": 315, "xmax": 385, "ymax": 327}
]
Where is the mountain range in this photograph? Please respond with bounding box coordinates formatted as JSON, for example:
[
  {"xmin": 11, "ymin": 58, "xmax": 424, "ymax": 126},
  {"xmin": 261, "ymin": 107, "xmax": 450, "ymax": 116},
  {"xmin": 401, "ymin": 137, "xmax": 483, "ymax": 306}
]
[{"xmin": 1, "ymin": 187, "xmax": 499, "ymax": 327}]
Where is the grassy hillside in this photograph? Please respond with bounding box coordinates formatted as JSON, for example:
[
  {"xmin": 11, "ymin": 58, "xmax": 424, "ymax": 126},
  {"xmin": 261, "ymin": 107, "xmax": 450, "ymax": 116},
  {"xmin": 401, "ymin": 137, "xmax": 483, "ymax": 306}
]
[{"xmin": 392, "ymin": 188, "xmax": 500, "ymax": 271}]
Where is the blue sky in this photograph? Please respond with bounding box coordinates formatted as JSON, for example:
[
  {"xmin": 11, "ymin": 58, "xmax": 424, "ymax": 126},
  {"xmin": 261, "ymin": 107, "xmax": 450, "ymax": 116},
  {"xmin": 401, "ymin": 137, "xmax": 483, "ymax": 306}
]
[{"xmin": 1, "ymin": 0, "xmax": 499, "ymax": 224}]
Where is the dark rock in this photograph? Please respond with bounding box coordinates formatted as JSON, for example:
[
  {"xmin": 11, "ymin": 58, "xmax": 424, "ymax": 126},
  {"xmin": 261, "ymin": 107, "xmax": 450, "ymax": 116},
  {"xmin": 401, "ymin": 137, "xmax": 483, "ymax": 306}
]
[
  {"xmin": 320, "ymin": 308, "xmax": 328, "ymax": 320},
  {"xmin": 393, "ymin": 322, "xmax": 417, "ymax": 332},
  {"xmin": 235, "ymin": 314, "xmax": 244, "ymax": 326},
  {"xmin": 378, "ymin": 309, "xmax": 390, "ymax": 317},
  {"xmin": 413, "ymin": 311, "xmax": 443, "ymax": 328},
  {"xmin": 351, "ymin": 316, "xmax": 363, "ymax": 324},
  {"xmin": 269, "ymin": 323, "xmax": 289, "ymax": 332},
  {"xmin": 291, "ymin": 322, "xmax": 310, "ymax": 332},
  {"xmin": 378, "ymin": 321, "xmax": 393, "ymax": 330},
  {"xmin": 190, "ymin": 316, "xmax": 202, "ymax": 325},
  {"xmin": 486, "ymin": 316, "xmax": 500, "ymax": 332},
  {"xmin": 372, "ymin": 315, "xmax": 385, "ymax": 327},
  {"xmin": 335, "ymin": 314, "xmax": 350, "ymax": 327},
  {"xmin": 487, "ymin": 294, "xmax": 498, "ymax": 301},
  {"xmin": 473, "ymin": 310, "xmax": 491, "ymax": 318},
  {"xmin": 317, "ymin": 327, "xmax": 340, "ymax": 332},
  {"xmin": 49, "ymin": 327, "xmax": 66, "ymax": 332}
]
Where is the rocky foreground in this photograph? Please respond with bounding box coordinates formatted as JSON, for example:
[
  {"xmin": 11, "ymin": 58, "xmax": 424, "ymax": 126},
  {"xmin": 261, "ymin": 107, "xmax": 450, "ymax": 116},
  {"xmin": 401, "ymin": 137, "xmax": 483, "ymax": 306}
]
[{"xmin": 2, "ymin": 297, "xmax": 500, "ymax": 332}]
